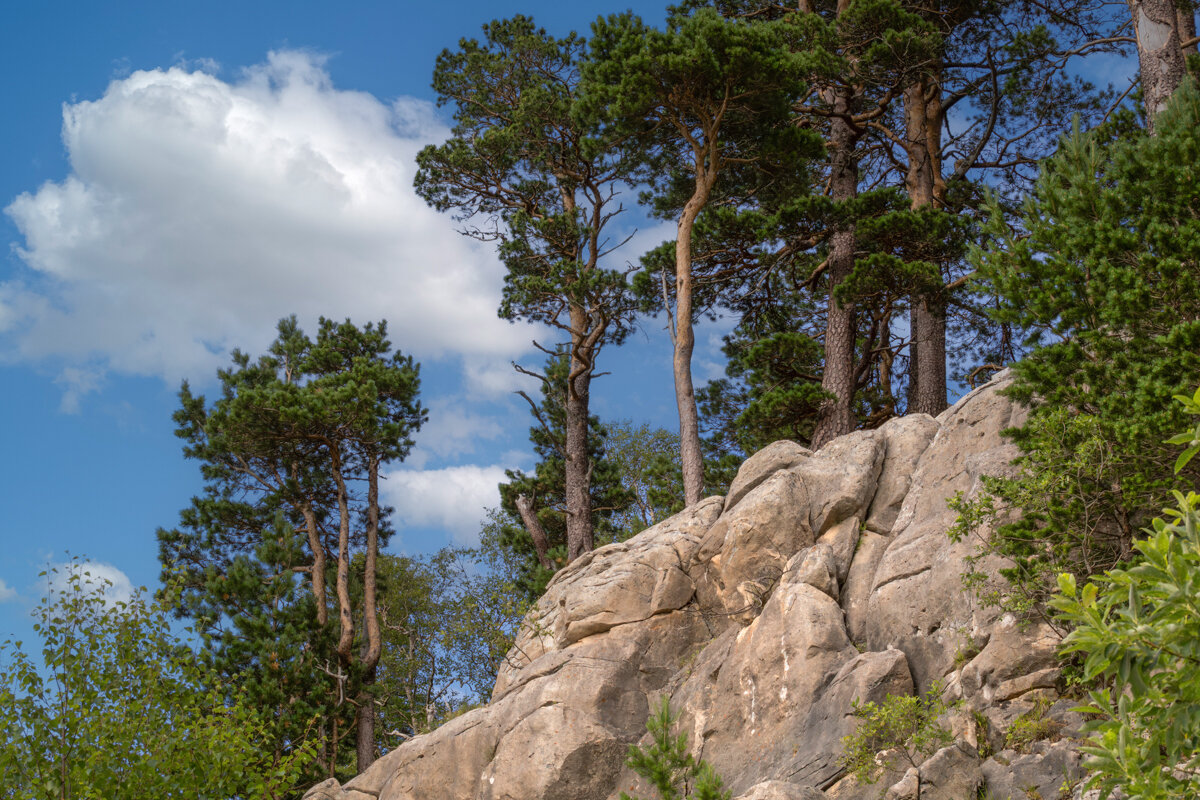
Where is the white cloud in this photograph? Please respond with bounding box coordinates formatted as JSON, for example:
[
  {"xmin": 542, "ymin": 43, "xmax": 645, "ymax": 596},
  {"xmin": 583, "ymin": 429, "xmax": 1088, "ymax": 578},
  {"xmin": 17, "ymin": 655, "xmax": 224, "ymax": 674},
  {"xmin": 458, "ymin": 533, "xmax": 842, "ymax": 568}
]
[
  {"xmin": 404, "ymin": 397, "xmax": 506, "ymax": 469},
  {"xmin": 462, "ymin": 354, "xmax": 545, "ymax": 398},
  {"xmin": 383, "ymin": 464, "xmax": 510, "ymax": 546},
  {"xmin": 46, "ymin": 560, "xmax": 135, "ymax": 607},
  {"xmin": 0, "ymin": 579, "xmax": 15, "ymax": 603},
  {"xmin": 53, "ymin": 365, "xmax": 105, "ymax": 413},
  {"xmin": 3, "ymin": 50, "xmax": 536, "ymax": 396}
]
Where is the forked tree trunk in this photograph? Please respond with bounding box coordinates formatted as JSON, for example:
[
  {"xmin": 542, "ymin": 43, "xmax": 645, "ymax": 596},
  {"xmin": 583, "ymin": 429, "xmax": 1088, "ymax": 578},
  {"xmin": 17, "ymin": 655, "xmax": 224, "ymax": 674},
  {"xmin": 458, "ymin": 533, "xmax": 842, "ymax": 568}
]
[
  {"xmin": 515, "ymin": 494, "xmax": 554, "ymax": 569},
  {"xmin": 903, "ymin": 72, "xmax": 950, "ymax": 416}
]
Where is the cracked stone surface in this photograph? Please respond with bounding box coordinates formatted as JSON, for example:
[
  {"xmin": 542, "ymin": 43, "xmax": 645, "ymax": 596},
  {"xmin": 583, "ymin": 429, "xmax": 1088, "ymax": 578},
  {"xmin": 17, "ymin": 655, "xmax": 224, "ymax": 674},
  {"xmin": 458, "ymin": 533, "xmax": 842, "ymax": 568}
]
[{"xmin": 302, "ymin": 372, "xmax": 1088, "ymax": 800}]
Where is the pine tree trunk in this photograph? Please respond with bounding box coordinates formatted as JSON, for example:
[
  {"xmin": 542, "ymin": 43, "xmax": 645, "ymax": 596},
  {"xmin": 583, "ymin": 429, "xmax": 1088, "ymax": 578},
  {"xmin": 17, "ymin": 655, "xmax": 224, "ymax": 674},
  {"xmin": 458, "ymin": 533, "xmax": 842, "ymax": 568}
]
[
  {"xmin": 675, "ymin": 181, "xmax": 713, "ymax": 507},
  {"xmin": 564, "ymin": 317, "xmax": 594, "ymax": 562},
  {"xmin": 331, "ymin": 451, "xmax": 354, "ymax": 664},
  {"xmin": 355, "ymin": 456, "xmax": 381, "ymax": 772},
  {"xmin": 515, "ymin": 494, "xmax": 554, "ymax": 569},
  {"xmin": 301, "ymin": 500, "xmax": 327, "ymax": 627},
  {"xmin": 355, "ymin": 669, "xmax": 376, "ymax": 773},
  {"xmin": 811, "ymin": 91, "xmax": 859, "ymax": 450},
  {"xmin": 903, "ymin": 73, "xmax": 949, "ymax": 416},
  {"xmin": 911, "ymin": 298, "xmax": 948, "ymax": 415},
  {"xmin": 1128, "ymin": 0, "xmax": 1188, "ymax": 128}
]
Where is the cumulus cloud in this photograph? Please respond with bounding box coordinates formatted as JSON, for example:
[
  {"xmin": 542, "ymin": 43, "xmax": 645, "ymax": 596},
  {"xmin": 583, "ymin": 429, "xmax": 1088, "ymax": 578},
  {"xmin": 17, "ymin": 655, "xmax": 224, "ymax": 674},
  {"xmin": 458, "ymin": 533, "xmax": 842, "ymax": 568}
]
[
  {"xmin": 383, "ymin": 464, "xmax": 510, "ymax": 546},
  {"xmin": 46, "ymin": 560, "xmax": 136, "ymax": 607},
  {"xmin": 0, "ymin": 579, "xmax": 15, "ymax": 603},
  {"xmin": 404, "ymin": 398, "xmax": 506, "ymax": 469},
  {"xmin": 3, "ymin": 50, "xmax": 536, "ymax": 395}
]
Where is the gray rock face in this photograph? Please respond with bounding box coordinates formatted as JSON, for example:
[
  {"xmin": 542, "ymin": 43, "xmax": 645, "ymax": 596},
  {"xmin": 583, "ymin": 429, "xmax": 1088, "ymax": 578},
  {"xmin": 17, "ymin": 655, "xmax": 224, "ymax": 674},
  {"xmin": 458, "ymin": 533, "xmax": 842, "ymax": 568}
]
[
  {"xmin": 980, "ymin": 739, "xmax": 1084, "ymax": 800},
  {"xmin": 863, "ymin": 370, "xmax": 1033, "ymax": 695},
  {"xmin": 736, "ymin": 781, "xmax": 826, "ymax": 800},
  {"xmin": 302, "ymin": 372, "xmax": 1087, "ymax": 800}
]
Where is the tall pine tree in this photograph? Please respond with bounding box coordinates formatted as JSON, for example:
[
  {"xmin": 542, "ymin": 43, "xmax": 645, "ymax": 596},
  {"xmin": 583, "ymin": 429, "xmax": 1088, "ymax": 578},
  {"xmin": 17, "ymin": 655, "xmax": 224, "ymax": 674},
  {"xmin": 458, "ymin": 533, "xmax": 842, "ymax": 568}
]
[{"xmin": 158, "ymin": 316, "xmax": 424, "ymax": 777}]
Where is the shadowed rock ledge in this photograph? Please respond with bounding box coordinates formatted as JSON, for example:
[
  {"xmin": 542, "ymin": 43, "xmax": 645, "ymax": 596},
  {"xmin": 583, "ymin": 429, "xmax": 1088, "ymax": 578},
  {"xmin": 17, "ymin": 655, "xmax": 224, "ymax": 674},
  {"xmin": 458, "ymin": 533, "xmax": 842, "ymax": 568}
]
[{"xmin": 303, "ymin": 371, "xmax": 1090, "ymax": 800}]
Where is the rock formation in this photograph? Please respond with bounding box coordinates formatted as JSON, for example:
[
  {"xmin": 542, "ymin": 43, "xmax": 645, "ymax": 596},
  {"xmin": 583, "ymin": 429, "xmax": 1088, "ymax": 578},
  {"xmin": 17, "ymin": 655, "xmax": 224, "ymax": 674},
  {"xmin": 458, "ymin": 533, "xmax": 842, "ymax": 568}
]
[{"xmin": 304, "ymin": 371, "xmax": 1090, "ymax": 800}]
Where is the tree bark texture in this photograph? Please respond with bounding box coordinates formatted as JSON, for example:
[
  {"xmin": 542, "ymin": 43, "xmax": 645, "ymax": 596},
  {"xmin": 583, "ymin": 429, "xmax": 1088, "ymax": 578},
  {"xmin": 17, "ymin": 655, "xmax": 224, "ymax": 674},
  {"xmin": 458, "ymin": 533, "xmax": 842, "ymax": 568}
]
[
  {"xmin": 675, "ymin": 191, "xmax": 709, "ymax": 506},
  {"xmin": 811, "ymin": 92, "xmax": 860, "ymax": 450},
  {"xmin": 356, "ymin": 669, "xmax": 377, "ymax": 772},
  {"xmin": 903, "ymin": 73, "xmax": 950, "ymax": 416},
  {"xmin": 515, "ymin": 494, "xmax": 555, "ymax": 569},
  {"xmin": 1179, "ymin": 3, "xmax": 1197, "ymax": 54},
  {"xmin": 354, "ymin": 456, "xmax": 381, "ymax": 771},
  {"xmin": 911, "ymin": 298, "xmax": 948, "ymax": 414},
  {"xmin": 564, "ymin": 314, "xmax": 595, "ymax": 562},
  {"xmin": 331, "ymin": 451, "xmax": 354, "ymax": 665},
  {"xmin": 301, "ymin": 501, "xmax": 328, "ymax": 627},
  {"xmin": 1128, "ymin": 0, "xmax": 1188, "ymax": 129}
]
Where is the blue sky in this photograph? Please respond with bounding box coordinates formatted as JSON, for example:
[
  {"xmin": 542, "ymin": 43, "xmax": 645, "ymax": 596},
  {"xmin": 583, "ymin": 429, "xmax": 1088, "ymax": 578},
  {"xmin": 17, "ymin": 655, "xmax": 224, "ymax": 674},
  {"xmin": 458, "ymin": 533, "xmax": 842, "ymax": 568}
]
[
  {"xmin": 0, "ymin": 0, "xmax": 711, "ymax": 642},
  {"xmin": 0, "ymin": 1, "xmax": 1144, "ymax": 644}
]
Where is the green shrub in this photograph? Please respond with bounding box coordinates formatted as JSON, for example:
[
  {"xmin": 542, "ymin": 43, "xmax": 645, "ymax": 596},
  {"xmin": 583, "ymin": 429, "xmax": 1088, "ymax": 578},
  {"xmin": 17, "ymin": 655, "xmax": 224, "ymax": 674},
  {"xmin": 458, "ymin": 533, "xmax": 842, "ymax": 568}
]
[
  {"xmin": 0, "ymin": 561, "xmax": 315, "ymax": 800},
  {"xmin": 1003, "ymin": 695, "xmax": 1061, "ymax": 753},
  {"xmin": 839, "ymin": 682, "xmax": 955, "ymax": 787},
  {"xmin": 1048, "ymin": 389, "xmax": 1200, "ymax": 799},
  {"xmin": 967, "ymin": 77, "xmax": 1200, "ymax": 620}
]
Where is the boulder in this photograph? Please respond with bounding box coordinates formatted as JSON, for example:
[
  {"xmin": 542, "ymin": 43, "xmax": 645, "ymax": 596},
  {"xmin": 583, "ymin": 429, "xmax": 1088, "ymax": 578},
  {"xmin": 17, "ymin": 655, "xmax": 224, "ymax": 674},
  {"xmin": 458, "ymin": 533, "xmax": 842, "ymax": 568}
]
[
  {"xmin": 724, "ymin": 440, "xmax": 812, "ymax": 513},
  {"xmin": 692, "ymin": 431, "xmax": 884, "ymax": 619},
  {"xmin": 864, "ymin": 414, "xmax": 940, "ymax": 535},
  {"xmin": 980, "ymin": 739, "xmax": 1085, "ymax": 800},
  {"xmin": 918, "ymin": 742, "xmax": 984, "ymax": 799},
  {"xmin": 495, "ymin": 496, "xmax": 723, "ymax": 696}
]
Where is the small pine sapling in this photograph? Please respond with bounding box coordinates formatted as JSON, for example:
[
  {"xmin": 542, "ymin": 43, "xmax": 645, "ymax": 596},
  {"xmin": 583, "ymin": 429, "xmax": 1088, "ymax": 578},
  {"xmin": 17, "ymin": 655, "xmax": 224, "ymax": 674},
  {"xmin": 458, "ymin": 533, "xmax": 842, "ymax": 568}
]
[{"xmin": 621, "ymin": 697, "xmax": 731, "ymax": 800}]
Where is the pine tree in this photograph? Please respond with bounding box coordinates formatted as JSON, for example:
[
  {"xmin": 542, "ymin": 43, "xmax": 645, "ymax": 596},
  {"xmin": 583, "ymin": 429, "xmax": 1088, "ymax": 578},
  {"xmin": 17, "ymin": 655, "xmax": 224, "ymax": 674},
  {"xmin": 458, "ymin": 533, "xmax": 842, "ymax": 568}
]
[
  {"xmin": 415, "ymin": 16, "xmax": 637, "ymax": 563},
  {"xmin": 158, "ymin": 316, "xmax": 425, "ymax": 777},
  {"xmin": 970, "ymin": 77, "xmax": 1200, "ymax": 605},
  {"xmin": 582, "ymin": 6, "xmax": 820, "ymax": 497}
]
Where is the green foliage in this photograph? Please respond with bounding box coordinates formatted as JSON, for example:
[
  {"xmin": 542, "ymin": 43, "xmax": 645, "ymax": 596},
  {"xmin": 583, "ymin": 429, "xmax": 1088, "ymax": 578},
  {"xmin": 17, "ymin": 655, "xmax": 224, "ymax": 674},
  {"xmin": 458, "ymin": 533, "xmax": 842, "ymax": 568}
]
[
  {"xmin": 0, "ymin": 561, "xmax": 314, "ymax": 799},
  {"xmin": 604, "ymin": 420, "xmax": 683, "ymax": 536},
  {"xmin": 1003, "ymin": 695, "xmax": 1062, "ymax": 753},
  {"xmin": 697, "ymin": 285, "xmax": 828, "ymax": 456},
  {"xmin": 1048, "ymin": 391, "xmax": 1200, "ymax": 799},
  {"xmin": 966, "ymin": 76, "xmax": 1200, "ymax": 614},
  {"xmin": 620, "ymin": 697, "xmax": 731, "ymax": 800},
  {"xmin": 434, "ymin": 529, "xmax": 536, "ymax": 705},
  {"xmin": 158, "ymin": 315, "xmax": 425, "ymax": 776},
  {"xmin": 414, "ymin": 14, "xmax": 636, "ymax": 345},
  {"xmin": 946, "ymin": 408, "xmax": 1146, "ymax": 625},
  {"xmin": 839, "ymin": 682, "xmax": 954, "ymax": 787}
]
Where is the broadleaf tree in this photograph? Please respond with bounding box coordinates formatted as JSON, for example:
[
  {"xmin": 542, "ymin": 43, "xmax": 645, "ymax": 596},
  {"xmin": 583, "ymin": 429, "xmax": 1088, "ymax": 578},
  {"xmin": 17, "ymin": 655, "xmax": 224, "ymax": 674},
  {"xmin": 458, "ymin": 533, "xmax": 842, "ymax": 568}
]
[{"xmin": 0, "ymin": 562, "xmax": 315, "ymax": 800}]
